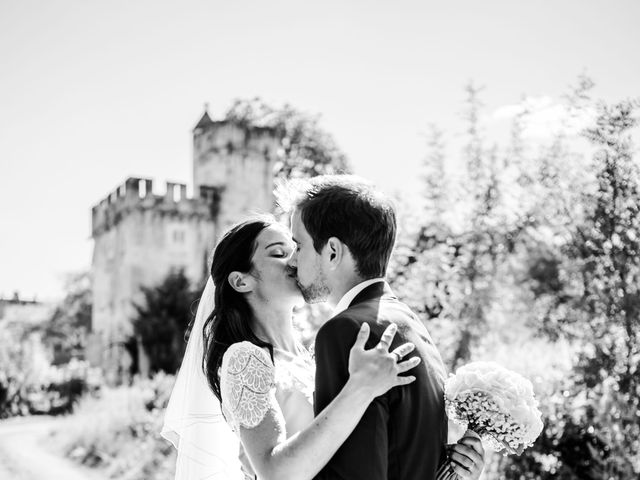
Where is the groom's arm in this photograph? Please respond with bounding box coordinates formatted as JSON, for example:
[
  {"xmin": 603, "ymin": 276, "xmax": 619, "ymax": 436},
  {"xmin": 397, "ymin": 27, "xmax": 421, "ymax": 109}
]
[{"xmin": 314, "ymin": 316, "xmax": 389, "ymax": 480}]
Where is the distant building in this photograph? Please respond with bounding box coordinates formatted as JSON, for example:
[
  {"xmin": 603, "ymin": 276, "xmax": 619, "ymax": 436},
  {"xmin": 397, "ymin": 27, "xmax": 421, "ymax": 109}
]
[
  {"xmin": 0, "ymin": 294, "xmax": 54, "ymax": 375},
  {"xmin": 0, "ymin": 293, "xmax": 52, "ymax": 329},
  {"xmin": 90, "ymin": 109, "xmax": 280, "ymax": 382}
]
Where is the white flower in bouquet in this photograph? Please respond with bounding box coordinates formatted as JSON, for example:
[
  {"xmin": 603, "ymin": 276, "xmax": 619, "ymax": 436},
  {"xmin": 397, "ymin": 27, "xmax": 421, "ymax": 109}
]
[{"xmin": 444, "ymin": 361, "xmax": 543, "ymax": 455}]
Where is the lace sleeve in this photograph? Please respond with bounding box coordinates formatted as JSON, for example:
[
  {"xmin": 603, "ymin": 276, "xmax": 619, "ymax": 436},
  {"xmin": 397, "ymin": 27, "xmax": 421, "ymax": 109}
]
[{"xmin": 220, "ymin": 341, "xmax": 275, "ymax": 430}]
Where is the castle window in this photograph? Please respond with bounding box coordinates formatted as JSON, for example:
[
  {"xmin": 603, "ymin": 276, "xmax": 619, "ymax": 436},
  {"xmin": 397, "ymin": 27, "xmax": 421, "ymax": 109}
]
[{"xmin": 173, "ymin": 230, "xmax": 185, "ymax": 243}]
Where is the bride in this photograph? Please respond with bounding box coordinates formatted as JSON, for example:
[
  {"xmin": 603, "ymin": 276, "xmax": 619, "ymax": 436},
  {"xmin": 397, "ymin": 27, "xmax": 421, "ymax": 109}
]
[{"xmin": 162, "ymin": 216, "xmax": 481, "ymax": 479}]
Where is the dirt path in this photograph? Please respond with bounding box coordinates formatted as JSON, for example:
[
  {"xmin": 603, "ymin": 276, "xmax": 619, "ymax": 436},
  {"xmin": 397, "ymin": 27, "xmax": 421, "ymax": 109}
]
[{"xmin": 0, "ymin": 415, "xmax": 108, "ymax": 480}]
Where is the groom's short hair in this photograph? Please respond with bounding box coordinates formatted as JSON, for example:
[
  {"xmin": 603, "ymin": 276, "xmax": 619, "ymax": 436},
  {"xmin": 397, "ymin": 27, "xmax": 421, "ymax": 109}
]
[{"xmin": 277, "ymin": 175, "xmax": 397, "ymax": 279}]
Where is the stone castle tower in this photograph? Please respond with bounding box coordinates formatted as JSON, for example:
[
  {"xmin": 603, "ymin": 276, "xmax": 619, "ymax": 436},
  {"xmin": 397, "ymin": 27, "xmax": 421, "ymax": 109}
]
[{"xmin": 90, "ymin": 109, "xmax": 280, "ymax": 382}]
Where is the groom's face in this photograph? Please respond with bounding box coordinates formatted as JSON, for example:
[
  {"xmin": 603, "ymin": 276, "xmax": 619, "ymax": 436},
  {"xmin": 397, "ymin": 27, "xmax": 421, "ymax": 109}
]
[{"xmin": 288, "ymin": 209, "xmax": 330, "ymax": 304}]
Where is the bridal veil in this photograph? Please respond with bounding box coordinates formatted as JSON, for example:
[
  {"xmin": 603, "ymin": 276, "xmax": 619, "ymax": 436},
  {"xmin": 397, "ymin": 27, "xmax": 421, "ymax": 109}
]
[{"xmin": 161, "ymin": 276, "xmax": 243, "ymax": 480}]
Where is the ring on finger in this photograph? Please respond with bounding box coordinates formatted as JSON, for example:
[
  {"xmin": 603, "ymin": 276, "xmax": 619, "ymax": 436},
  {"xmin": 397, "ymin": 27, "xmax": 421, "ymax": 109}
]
[{"xmin": 392, "ymin": 352, "xmax": 401, "ymax": 362}]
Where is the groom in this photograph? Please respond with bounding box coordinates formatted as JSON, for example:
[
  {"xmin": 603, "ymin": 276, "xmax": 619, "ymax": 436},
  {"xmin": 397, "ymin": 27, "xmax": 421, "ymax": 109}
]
[{"xmin": 281, "ymin": 175, "xmax": 484, "ymax": 480}]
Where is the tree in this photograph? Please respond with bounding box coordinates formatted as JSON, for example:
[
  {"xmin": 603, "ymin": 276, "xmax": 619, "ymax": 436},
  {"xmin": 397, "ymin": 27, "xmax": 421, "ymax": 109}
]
[
  {"xmin": 420, "ymin": 124, "xmax": 449, "ymax": 226},
  {"xmin": 42, "ymin": 271, "xmax": 92, "ymax": 365},
  {"xmin": 565, "ymin": 99, "xmax": 640, "ymax": 475},
  {"xmin": 504, "ymin": 96, "xmax": 640, "ymax": 478},
  {"xmin": 388, "ymin": 75, "xmax": 639, "ymax": 478},
  {"xmin": 390, "ymin": 83, "xmax": 515, "ymax": 367},
  {"xmin": 131, "ymin": 270, "xmax": 200, "ymax": 375},
  {"xmin": 225, "ymin": 97, "xmax": 352, "ymax": 179}
]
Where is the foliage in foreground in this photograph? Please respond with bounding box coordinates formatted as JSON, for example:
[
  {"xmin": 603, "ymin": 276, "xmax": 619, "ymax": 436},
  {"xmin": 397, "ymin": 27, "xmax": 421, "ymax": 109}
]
[
  {"xmin": 50, "ymin": 373, "xmax": 176, "ymax": 480},
  {"xmin": 389, "ymin": 77, "xmax": 640, "ymax": 478}
]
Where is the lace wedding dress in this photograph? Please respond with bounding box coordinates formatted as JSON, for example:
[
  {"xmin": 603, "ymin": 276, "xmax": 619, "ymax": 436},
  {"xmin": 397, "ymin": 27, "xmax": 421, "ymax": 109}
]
[
  {"xmin": 161, "ymin": 277, "xmax": 316, "ymax": 480},
  {"xmin": 220, "ymin": 341, "xmax": 315, "ymax": 479}
]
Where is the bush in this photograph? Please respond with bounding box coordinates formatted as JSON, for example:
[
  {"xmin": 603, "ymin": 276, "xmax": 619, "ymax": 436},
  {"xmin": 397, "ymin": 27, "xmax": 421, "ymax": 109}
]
[
  {"xmin": 0, "ymin": 371, "xmax": 30, "ymax": 418},
  {"xmin": 50, "ymin": 372, "xmax": 177, "ymax": 480},
  {"xmin": 0, "ymin": 359, "xmax": 99, "ymax": 418}
]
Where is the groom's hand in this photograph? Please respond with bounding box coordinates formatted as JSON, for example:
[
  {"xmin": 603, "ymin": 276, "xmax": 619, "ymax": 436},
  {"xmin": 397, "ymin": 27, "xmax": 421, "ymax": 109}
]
[{"xmin": 449, "ymin": 431, "xmax": 485, "ymax": 479}]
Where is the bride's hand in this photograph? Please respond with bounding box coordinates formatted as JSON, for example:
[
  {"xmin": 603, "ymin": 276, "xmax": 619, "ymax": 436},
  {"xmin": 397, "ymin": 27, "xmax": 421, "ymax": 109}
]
[{"xmin": 347, "ymin": 322, "xmax": 421, "ymax": 399}]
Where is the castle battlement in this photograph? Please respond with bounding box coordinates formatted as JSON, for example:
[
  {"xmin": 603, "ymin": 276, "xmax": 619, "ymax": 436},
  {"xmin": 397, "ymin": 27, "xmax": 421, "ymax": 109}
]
[
  {"xmin": 91, "ymin": 177, "xmax": 212, "ymax": 236},
  {"xmin": 91, "ymin": 108, "xmax": 280, "ymax": 383}
]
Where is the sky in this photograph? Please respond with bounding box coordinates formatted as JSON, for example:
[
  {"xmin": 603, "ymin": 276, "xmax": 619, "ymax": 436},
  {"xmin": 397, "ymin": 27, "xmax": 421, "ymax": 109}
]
[{"xmin": 1, "ymin": 0, "xmax": 639, "ymax": 300}]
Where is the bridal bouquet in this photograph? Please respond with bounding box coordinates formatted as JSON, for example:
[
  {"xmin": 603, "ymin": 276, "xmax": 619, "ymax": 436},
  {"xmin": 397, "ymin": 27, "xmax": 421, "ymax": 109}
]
[{"xmin": 444, "ymin": 361, "xmax": 543, "ymax": 455}]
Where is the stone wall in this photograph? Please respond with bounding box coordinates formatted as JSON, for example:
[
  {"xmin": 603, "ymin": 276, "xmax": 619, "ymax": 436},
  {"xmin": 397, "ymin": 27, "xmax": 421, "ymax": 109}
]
[
  {"xmin": 193, "ymin": 120, "xmax": 280, "ymax": 231},
  {"xmin": 90, "ymin": 177, "xmax": 215, "ymax": 382}
]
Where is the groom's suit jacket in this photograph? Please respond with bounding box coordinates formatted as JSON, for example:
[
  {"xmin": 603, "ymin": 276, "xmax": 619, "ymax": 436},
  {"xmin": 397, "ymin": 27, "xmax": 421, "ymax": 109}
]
[{"xmin": 313, "ymin": 282, "xmax": 448, "ymax": 480}]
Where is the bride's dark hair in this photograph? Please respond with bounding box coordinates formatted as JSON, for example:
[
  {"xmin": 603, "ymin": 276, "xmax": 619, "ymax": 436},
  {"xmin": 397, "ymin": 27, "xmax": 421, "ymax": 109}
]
[{"xmin": 202, "ymin": 217, "xmax": 276, "ymax": 403}]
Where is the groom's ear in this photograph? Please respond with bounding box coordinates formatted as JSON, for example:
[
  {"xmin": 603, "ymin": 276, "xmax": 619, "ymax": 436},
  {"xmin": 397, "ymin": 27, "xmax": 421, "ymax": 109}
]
[
  {"xmin": 228, "ymin": 271, "xmax": 253, "ymax": 293},
  {"xmin": 325, "ymin": 237, "xmax": 345, "ymax": 269}
]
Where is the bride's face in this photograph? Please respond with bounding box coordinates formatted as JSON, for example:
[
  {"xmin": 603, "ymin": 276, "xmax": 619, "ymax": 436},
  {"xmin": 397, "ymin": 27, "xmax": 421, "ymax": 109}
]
[{"xmin": 248, "ymin": 224, "xmax": 303, "ymax": 305}]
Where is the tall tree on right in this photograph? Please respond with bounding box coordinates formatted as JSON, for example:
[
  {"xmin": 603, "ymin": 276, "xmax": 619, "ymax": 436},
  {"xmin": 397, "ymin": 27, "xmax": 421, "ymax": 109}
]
[
  {"xmin": 505, "ymin": 97, "xmax": 640, "ymax": 479},
  {"xmin": 565, "ymin": 98, "xmax": 640, "ymax": 476},
  {"xmin": 449, "ymin": 83, "xmax": 507, "ymax": 366}
]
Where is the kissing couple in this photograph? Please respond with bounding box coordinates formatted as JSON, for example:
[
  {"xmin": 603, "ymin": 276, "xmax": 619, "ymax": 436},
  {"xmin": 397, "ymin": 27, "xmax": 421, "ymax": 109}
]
[{"xmin": 162, "ymin": 175, "xmax": 485, "ymax": 480}]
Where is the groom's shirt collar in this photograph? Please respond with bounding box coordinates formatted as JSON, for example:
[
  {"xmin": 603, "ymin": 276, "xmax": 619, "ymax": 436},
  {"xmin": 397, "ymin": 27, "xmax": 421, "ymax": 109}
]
[{"xmin": 333, "ymin": 278, "xmax": 385, "ymax": 316}]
